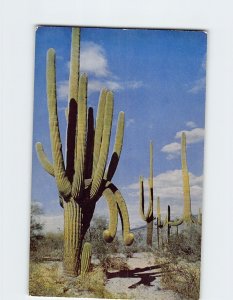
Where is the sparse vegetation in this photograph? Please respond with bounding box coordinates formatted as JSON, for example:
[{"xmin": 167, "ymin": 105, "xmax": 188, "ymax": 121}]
[
  {"xmin": 29, "ymin": 262, "xmax": 128, "ymax": 298},
  {"xmin": 161, "ymin": 225, "xmax": 201, "ymax": 263},
  {"xmin": 154, "ymin": 225, "xmax": 201, "ymax": 299},
  {"xmin": 30, "ymin": 231, "xmax": 63, "ymax": 262},
  {"xmin": 30, "ymin": 202, "xmax": 45, "ymax": 259},
  {"xmin": 160, "ymin": 260, "xmax": 200, "ymax": 300}
]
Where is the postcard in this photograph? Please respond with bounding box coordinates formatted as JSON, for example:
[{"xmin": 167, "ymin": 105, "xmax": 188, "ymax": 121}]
[{"xmin": 29, "ymin": 26, "xmax": 206, "ymax": 299}]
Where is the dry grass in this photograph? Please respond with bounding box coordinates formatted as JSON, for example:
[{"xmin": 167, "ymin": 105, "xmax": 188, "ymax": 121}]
[
  {"xmin": 77, "ymin": 265, "xmax": 128, "ymax": 299},
  {"xmin": 157, "ymin": 258, "xmax": 200, "ymax": 300},
  {"xmin": 102, "ymin": 255, "xmax": 129, "ymax": 272},
  {"xmin": 29, "ymin": 262, "xmax": 128, "ymax": 298},
  {"xmin": 29, "ymin": 262, "xmax": 69, "ymax": 297}
]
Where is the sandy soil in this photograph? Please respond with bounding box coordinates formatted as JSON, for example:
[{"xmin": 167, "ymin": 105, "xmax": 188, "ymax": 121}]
[{"xmin": 105, "ymin": 252, "xmax": 182, "ymax": 300}]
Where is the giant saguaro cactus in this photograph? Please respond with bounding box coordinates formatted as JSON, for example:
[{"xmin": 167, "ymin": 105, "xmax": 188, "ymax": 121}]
[
  {"xmin": 169, "ymin": 132, "xmax": 196, "ymax": 227},
  {"xmin": 36, "ymin": 27, "xmax": 134, "ymax": 276},
  {"xmin": 139, "ymin": 141, "xmax": 154, "ymax": 246}
]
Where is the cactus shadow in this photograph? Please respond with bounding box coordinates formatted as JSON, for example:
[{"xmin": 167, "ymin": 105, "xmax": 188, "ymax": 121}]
[{"xmin": 106, "ymin": 264, "xmax": 168, "ymax": 289}]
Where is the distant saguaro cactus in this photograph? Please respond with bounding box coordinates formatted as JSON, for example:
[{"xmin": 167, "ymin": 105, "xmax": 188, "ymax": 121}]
[
  {"xmin": 156, "ymin": 196, "xmax": 161, "ymax": 248},
  {"xmin": 139, "ymin": 141, "xmax": 154, "ymax": 246},
  {"xmin": 169, "ymin": 132, "xmax": 196, "ymax": 227},
  {"xmin": 36, "ymin": 27, "xmax": 134, "ymax": 276}
]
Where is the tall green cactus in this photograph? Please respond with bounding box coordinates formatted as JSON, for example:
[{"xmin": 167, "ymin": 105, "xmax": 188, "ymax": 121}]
[
  {"xmin": 36, "ymin": 27, "xmax": 134, "ymax": 276},
  {"xmin": 169, "ymin": 132, "xmax": 196, "ymax": 227},
  {"xmin": 139, "ymin": 141, "xmax": 154, "ymax": 246}
]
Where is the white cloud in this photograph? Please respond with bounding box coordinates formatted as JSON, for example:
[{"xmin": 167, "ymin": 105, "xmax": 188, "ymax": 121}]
[
  {"xmin": 125, "ymin": 169, "xmax": 203, "ymax": 222},
  {"xmin": 126, "ymin": 118, "xmax": 135, "ymax": 128},
  {"xmin": 202, "ymin": 54, "xmax": 207, "ymax": 70},
  {"xmin": 58, "ymin": 41, "xmax": 145, "ymax": 98},
  {"xmin": 80, "ymin": 42, "xmax": 109, "ymax": 77},
  {"xmin": 161, "ymin": 142, "xmax": 181, "ymax": 154},
  {"xmin": 175, "ymin": 128, "xmax": 204, "ymax": 144},
  {"xmin": 188, "ymin": 77, "xmax": 205, "ymax": 94},
  {"xmin": 57, "ymin": 80, "xmax": 69, "ymax": 100},
  {"xmin": 186, "ymin": 121, "xmax": 197, "ymax": 128},
  {"xmin": 57, "ymin": 78, "xmax": 144, "ymax": 97},
  {"xmin": 88, "ymin": 79, "xmax": 123, "ymax": 94},
  {"xmin": 126, "ymin": 81, "xmax": 144, "ymax": 89},
  {"xmin": 161, "ymin": 127, "xmax": 204, "ymax": 159}
]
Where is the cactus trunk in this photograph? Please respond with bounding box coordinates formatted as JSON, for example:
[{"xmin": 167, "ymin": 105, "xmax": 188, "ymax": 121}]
[
  {"xmin": 139, "ymin": 141, "xmax": 154, "ymax": 246},
  {"xmin": 167, "ymin": 205, "xmax": 171, "ymax": 242},
  {"xmin": 63, "ymin": 201, "xmax": 82, "ymax": 276},
  {"xmin": 80, "ymin": 242, "xmax": 92, "ymax": 277},
  {"xmin": 147, "ymin": 221, "xmax": 153, "ymax": 246},
  {"xmin": 181, "ymin": 132, "xmax": 192, "ymax": 222},
  {"xmin": 156, "ymin": 219, "xmax": 160, "ymax": 249}
]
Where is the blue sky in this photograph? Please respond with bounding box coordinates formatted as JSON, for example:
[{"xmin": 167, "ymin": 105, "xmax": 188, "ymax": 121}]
[{"xmin": 31, "ymin": 26, "xmax": 207, "ymax": 231}]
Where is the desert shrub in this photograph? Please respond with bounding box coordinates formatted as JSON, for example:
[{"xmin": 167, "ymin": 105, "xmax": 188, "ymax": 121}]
[
  {"xmin": 30, "ymin": 202, "xmax": 45, "ymax": 261},
  {"xmin": 29, "ymin": 262, "xmax": 125, "ymax": 298},
  {"xmin": 120, "ymin": 230, "xmax": 150, "ymax": 257},
  {"xmin": 77, "ymin": 266, "xmax": 127, "ymax": 299},
  {"xmin": 159, "ymin": 259, "xmax": 200, "ymax": 300},
  {"xmin": 29, "ymin": 262, "xmax": 70, "ymax": 297},
  {"xmin": 30, "ymin": 231, "xmax": 64, "ymax": 262},
  {"xmin": 154, "ymin": 226, "xmax": 201, "ymax": 300},
  {"xmin": 84, "ymin": 216, "xmax": 132, "ymax": 272},
  {"xmin": 85, "ymin": 216, "xmax": 121, "ymax": 262},
  {"xmin": 101, "ymin": 255, "xmax": 129, "ymax": 271},
  {"xmin": 162, "ymin": 225, "xmax": 201, "ymax": 263},
  {"xmin": 42, "ymin": 232, "xmax": 64, "ymax": 260}
]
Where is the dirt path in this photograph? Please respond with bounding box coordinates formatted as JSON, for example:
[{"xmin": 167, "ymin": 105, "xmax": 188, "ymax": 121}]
[{"xmin": 105, "ymin": 253, "xmax": 182, "ymax": 300}]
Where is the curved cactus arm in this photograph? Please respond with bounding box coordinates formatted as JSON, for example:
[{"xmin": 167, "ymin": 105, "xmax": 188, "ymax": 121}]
[
  {"xmin": 106, "ymin": 182, "xmax": 134, "ymax": 246},
  {"xmin": 90, "ymin": 91, "xmax": 113, "ymax": 199},
  {"xmin": 80, "ymin": 242, "xmax": 92, "ymax": 277},
  {"xmin": 102, "ymin": 188, "xmax": 118, "ymax": 242},
  {"xmin": 72, "ymin": 74, "xmax": 88, "ymax": 199},
  {"xmin": 139, "ymin": 176, "xmax": 152, "ymax": 221},
  {"xmin": 47, "ymin": 48, "xmax": 71, "ymax": 197},
  {"xmin": 92, "ymin": 89, "xmax": 107, "ymax": 176},
  {"xmin": 104, "ymin": 111, "xmax": 125, "ymax": 181},
  {"xmin": 35, "ymin": 142, "xmax": 54, "ymax": 176}
]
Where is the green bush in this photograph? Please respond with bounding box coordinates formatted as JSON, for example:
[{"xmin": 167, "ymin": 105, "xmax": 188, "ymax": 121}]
[
  {"xmin": 30, "ymin": 202, "xmax": 44, "ymax": 253},
  {"xmin": 162, "ymin": 225, "xmax": 201, "ymax": 263},
  {"xmin": 30, "ymin": 232, "xmax": 64, "ymax": 262},
  {"xmin": 85, "ymin": 216, "xmax": 121, "ymax": 263}
]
